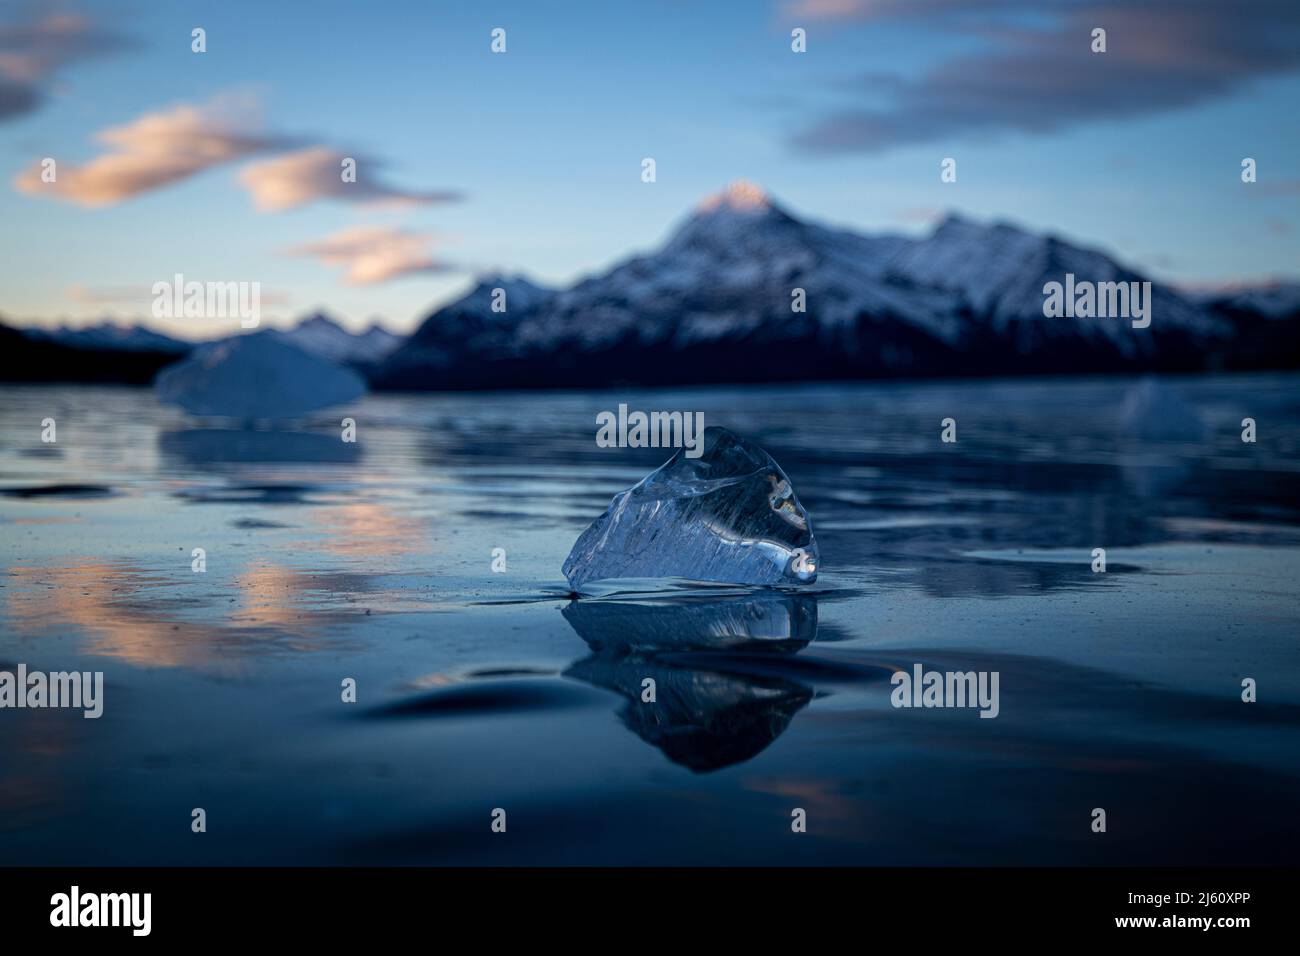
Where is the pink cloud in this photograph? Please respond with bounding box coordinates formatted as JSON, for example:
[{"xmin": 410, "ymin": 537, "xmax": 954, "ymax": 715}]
[
  {"xmin": 14, "ymin": 96, "xmax": 297, "ymax": 206},
  {"xmin": 238, "ymin": 146, "xmax": 462, "ymax": 211},
  {"xmin": 286, "ymin": 226, "xmax": 456, "ymax": 285}
]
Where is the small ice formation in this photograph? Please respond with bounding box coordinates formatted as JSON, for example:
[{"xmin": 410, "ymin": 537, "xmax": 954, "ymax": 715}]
[
  {"xmin": 563, "ymin": 426, "xmax": 819, "ymax": 590},
  {"xmin": 1117, "ymin": 377, "xmax": 1207, "ymax": 442},
  {"xmin": 156, "ymin": 333, "xmax": 365, "ymax": 420}
]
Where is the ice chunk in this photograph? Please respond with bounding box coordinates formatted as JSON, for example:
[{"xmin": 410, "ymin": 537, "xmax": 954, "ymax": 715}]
[
  {"xmin": 156, "ymin": 333, "xmax": 365, "ymax": 420},
  {"xmin": 1117, "ymin": 377, "xmax": 1207, "ymax": 442},
  {"xmin": 563, "ymin": 426, "xmax": 818, "ymax": 589}
]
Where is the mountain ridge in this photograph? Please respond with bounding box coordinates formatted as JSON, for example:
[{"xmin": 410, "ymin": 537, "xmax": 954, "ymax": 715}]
[
  {"xmin": 17, "ymin": 311, "xmax": 402, "ymax": 368},
  {"xmin": 3, "ymin": 183, "xmax": 1297, "ymax": 386},
  {"xmin": 374, "ymin": 182, "xmax": 1252, "ymax": 390}
]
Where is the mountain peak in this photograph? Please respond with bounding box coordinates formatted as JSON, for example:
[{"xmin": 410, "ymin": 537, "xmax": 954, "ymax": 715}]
[
  {"xmin": 696, "ymin": 180, "xmax": 773, "ymax": 214},
  {"xmin": 926, "ymin": 213, "xmax": 1048, "ymax": 252},
  {"xmin": 472, "ymin": 272, "xmax": 550, "ymax": 294},
  {"xmin": 438, "ymin": 272, "xmax": 554, "ymax": 318},
  {"xmin": 296, "ymin": 311, "xmax": 344, "ymax": 332},
  {"xmin": 667, "ymin": 181, "xmax": 800, "ymax": 254}
]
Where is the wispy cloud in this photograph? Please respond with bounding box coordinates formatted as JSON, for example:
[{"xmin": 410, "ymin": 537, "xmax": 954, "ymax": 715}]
[
  {"xmin": 286, "ymin": 226, "xmax": 455, "ymax": 285},
  {"xmin": 0, "ymin": 9, "xmax": 135, "ymax": 121},
  {"xmin": 64, "ymin": 282, "xmax": 292, "ymax": 307},
  {"xmin": 787, "ymin": 0, "xmax": 1300, "ymax": 154},
  {"xmin": 238, "ymin": 146, "xmax": 462, "ymax": 211},
  {"xmin": 14, "ymin": 95, "xmax": 298, "ymax": 205},
  {"xmin": 65, "ymin": 283, "xmax": 152, "ymax": 305},
  {"xmin": 15, "ymin": 95, "xmax": 463, "ymax": 212}
]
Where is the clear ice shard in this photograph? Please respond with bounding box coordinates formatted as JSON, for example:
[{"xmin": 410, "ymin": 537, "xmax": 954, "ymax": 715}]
[{"xmin": 563, "ymin": 426, "xmax": 818, "ymax": 590}]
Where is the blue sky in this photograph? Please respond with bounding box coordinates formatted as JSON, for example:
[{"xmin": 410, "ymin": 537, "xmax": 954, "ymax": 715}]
[{"xmin": 2, "ymin": 0, "xmax": 1298, "ymax": 336}]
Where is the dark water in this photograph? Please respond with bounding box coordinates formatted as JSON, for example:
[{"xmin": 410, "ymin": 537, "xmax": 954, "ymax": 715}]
[{"xmin": 1, "ymin": 374, "xmax": 1298, "ymax": 865}]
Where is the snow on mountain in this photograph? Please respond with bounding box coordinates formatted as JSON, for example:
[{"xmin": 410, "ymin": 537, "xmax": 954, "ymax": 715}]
[
  {"xmin": 1, "ymin": 319, "xmax": 182, "ymax": 384},
  {"xmin": 500, "ymin": 183, "xmax": 1222, "ymax": 361},
  {"xmin": 13, "ymin": 184, "xmax": 1294, "ymax": 390},
  {"xmin": 507, "ymin": 181, "xmax": 952, "ymax": 356},
  {"xmin": 20, "ymin": 314, "xmax": 402, "ymax": 367},
  {"xmin": 271, "ymin": 313, "xmax": 401, "ymax": 365},
  {"xmin": 353, "ymin": 323, "xmax": 404, "ymax": 359},
  {"xmin": 1194, "ymin": 281, "xmax": 1300, "ymax": 320},
  {"xmin": 884, "ymin": 215, "xmax": 1224, "ymax": 354},
  {"xmin": 371, "ymin": 181, "xmax": 1266, "ymax": 389},
  {"xmin": 450, "ymin": 274, "xmax": 555, "ymax": 317},
  {"xmin": 379, "ymin": 274, "xmax": 555, "ymax": 383},
  {"xmin": 24, "ymin": 321, "xmax": 190, "ymax": 353}
]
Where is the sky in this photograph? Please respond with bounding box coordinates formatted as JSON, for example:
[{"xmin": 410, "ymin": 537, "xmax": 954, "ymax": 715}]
[{"xmin": 1, "ymin": 0, "xmax": 1298, "ymax": 338}]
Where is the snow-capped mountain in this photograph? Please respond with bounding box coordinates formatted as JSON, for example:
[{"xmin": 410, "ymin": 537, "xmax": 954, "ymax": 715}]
[
  {"xmin": 23, "ymin": 321, "xmax": 190, "ymax": 353},
  {"xmin": 376, "ymin": 182, "xmax": 1245, "ymax": 389},
  {"xmin": 512, "ymin": 181, "xmax": 934, "ymax": 351},
  {"xmin": 6, "ymin": 184, "xmax": 1296, "ymax": 388},
  {"xmin": 1, "ymin": 319, "xmax": 183, "ymax": 384},
  {"xmin": 375, "ymin": 274, "xmax": 555, "ymax": 384},
  {"xmin": 452, "ymin": 274, "xmax": 556, "ymax": 317},
  {"xmin": 884, "ymin": 215, "xmax": 1222, "ymax": 354},
  {"xmin": 19, "ymin": 314, "xmax": 402, "ymax": 367},
  {"xmin": 268, "ymin": 313, "xmax": 402, "ymax": 365},
  {"xmin": 1193, "ymin": 282, "xmax": 1300, "ymax": 320},
  {"xmin": 1185, "ymin": 281, "xmax": 1300, "ymax": 370}
]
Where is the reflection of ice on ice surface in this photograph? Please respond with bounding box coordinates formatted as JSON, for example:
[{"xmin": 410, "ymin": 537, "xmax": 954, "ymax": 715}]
[
  {"xmin": 1117, "ymin": 377, "xmax": 1207, "ymax": 442},
  {"xmin": 155, "ymin": 333, "xmax": 364, "ymax": 420},
  {"xmin": 159, "ymin": 428, "xmax": 361, "ymax": 465},
  {"xmin": 563, "ymin": 427, "xmax": 819, "ymax": 589},
  {"xmin": 1115, "ymin": 377, "xmax": 1207, "ymax": 497},
  {"xmin": 562, "ymin": 590, "xmax": 817, "ymax": 654},
  {"xmin": 562, "ymin": 590, "xmax": 819, "ymax": 772},
  {"xmin": 565, "ymin": 652, "xmax": 814, "ymax": 772}
]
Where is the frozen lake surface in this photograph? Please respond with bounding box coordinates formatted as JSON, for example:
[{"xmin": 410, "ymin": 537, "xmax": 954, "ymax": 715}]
[{"xmin": 1, "ymin": 374, "xmax": 1298, "ymax": 864}]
